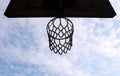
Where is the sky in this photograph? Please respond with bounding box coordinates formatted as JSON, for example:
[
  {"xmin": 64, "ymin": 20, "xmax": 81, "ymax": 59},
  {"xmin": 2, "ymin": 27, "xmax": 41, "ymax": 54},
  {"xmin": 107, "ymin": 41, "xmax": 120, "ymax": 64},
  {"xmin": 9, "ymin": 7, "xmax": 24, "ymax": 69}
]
[{"xmin": 0, "ymin": 0, "xmax": 120, "ymax": 76}]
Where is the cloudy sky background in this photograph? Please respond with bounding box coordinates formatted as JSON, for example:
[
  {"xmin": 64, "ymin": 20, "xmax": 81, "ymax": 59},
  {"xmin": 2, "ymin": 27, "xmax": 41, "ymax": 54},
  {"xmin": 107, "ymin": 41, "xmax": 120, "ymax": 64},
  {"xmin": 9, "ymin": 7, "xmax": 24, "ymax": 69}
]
[{"xmin": 0, "ymin": 0, "xmax": 120, "ymax": 76}]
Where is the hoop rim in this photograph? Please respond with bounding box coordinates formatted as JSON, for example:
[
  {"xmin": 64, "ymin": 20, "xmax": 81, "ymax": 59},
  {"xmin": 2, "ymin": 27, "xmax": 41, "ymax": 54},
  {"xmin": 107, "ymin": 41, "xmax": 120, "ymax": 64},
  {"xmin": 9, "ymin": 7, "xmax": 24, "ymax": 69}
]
[{"xmin": 46, "ymin": 17, "xmax": 74, "ymax": 40}]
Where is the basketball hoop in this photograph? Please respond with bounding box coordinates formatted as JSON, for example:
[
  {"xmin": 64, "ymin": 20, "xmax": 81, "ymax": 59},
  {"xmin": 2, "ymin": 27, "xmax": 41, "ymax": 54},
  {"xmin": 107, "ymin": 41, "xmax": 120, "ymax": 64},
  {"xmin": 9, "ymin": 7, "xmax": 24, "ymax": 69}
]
[
  {"xmin": 46, "ymin": 17, "xmax": 74, "ymax": 55},
  {"xmin": 4, "ymin": 0, "xmax": 116, "ymax": 55}
]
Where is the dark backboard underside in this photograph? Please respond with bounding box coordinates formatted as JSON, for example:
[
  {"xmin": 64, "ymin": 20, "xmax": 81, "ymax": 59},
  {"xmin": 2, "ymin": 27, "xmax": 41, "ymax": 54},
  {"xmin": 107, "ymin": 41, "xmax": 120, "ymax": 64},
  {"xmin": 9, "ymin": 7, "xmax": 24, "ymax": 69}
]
[{"xmin": 4, "ymin": 0, "xmax": 116, "ymax": 18}]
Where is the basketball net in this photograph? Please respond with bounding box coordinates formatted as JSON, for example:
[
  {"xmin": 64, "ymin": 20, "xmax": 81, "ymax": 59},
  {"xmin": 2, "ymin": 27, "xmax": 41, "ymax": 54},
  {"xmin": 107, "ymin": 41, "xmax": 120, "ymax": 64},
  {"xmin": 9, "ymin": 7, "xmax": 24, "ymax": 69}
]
[{"xmin": 46, "ymin": 17, "xmax": 74, "ymax": 55}]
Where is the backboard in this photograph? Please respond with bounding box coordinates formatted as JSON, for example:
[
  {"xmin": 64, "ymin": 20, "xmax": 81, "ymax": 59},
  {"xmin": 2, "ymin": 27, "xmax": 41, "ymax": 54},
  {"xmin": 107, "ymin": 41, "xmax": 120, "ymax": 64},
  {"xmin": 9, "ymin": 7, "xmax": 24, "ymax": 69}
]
[{"xmin": 4, "ymin": 0, "xmax": 116, "ymax": 18}]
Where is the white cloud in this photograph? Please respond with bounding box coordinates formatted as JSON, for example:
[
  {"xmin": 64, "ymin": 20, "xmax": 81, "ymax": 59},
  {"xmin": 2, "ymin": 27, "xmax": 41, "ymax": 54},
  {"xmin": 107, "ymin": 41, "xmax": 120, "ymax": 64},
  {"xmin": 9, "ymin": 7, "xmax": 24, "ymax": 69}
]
[
  {"xmin": 110, "ymin": 0, "xmax": 120, "ymax": 20},
  {"xmin": 0, "ymin": 0, "xmax": 10, "ymax": 15},
  {"xmin": 0, "ymin": 0, "xmax": 120, "ymax": 76},
  {"xmin": 0, "ymin": 18, "xmax": 94, "ymax": 76}
]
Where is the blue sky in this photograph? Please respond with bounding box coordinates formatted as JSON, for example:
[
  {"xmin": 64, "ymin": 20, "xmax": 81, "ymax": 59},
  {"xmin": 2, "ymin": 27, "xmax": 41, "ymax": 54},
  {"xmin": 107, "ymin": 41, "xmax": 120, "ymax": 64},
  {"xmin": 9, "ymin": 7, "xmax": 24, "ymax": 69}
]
[{"xmin": 0, "ymin": 0, "xmax": 120, "ymax": 76}]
